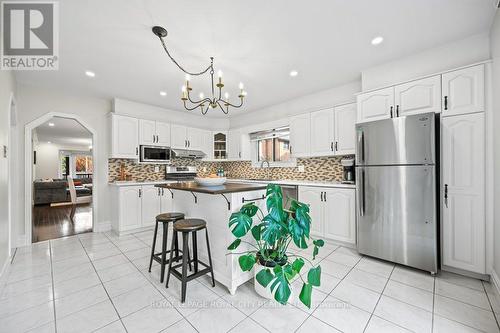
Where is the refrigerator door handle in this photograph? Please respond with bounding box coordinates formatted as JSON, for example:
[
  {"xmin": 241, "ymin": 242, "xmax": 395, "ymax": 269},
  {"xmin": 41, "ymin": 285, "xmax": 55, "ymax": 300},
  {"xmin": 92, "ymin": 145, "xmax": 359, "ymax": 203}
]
[
  {"xmin": 357, "ymin": 130, "xmax": 365, "ymax": 164},
  {"xmin": 444, "ymin": 184, "xmax": 448, "ymax": 208},
  {"xmin": 358, "ymin": 169, "xmax": 365, "ymax": 217}
]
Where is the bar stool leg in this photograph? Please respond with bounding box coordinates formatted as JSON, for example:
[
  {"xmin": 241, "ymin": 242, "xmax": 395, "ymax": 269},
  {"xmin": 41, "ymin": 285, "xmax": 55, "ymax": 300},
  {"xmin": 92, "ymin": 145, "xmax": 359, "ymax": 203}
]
[
  {"xmin": 205, "ymin": 229, "xmax": 216, "ymax": 287},
  {"xmin": 160, "ymin": 222, "xmax": 169, "ymax": 283},
  {"xmin": 181, "ymin": 232, "xmax": 189, "ymax": 303},
  {"xmin": 165, "ymin": 231, "xmax": 177, "ymax": 288},
  {"xmin": 148, "ymin": 221, "xmax": 159, "ymax": 273},
  {"xmin": 174, "ymin": 234, "xmax": 180, "ymax": 261},
  {"xmin": 192, "ymin": 231, "xmax": 198, "ymax": 273}
]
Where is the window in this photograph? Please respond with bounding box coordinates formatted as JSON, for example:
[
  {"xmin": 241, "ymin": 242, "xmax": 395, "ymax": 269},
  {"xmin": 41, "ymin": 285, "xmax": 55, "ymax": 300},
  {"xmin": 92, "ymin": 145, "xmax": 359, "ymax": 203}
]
[{"xmin": 251, "ymin": 127, "xmax": 291, "ymax": 163}]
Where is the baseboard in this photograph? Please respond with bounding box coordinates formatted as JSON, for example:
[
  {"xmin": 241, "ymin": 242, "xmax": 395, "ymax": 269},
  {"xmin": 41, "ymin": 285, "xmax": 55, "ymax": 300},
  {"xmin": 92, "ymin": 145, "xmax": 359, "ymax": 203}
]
[
  {"xmin": 491, "ymin": 269, "xmax": 500, "ymax": 295},
  {"xmin": 94, "ymin": 221, "xmax": 111, "ymax": 233}
]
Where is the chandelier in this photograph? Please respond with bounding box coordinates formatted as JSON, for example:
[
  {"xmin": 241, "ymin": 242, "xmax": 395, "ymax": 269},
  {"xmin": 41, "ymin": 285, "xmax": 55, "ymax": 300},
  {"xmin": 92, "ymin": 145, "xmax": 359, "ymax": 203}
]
[{"xmin": 152, "ymin": 26, "xmax": 246, "ymax": 115}]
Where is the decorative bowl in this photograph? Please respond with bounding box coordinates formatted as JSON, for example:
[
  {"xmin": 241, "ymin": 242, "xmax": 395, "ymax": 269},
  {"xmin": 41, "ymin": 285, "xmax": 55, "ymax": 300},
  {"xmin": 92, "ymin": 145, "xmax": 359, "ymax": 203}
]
[{"xmin": 194, "ymin": 177, "xmax": 227, "ymax": 186}]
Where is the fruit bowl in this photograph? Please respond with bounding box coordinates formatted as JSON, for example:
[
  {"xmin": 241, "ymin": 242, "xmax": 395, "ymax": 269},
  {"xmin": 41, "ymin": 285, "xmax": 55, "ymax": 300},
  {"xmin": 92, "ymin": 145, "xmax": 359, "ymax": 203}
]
[{"xmin": 194, "ymin": 177, "xmax": 227, "ymax": 186}]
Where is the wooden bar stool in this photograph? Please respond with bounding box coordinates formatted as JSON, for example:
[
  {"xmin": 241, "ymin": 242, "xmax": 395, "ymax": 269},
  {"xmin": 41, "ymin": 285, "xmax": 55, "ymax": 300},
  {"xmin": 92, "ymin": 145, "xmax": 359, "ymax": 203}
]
[
  {"xmin": 148, "ymin": 212, "xmax": 190, "ymax": 283},
  {"xmin": 165, "ymin": 218, "xmax": 215, "ymax": 303}
]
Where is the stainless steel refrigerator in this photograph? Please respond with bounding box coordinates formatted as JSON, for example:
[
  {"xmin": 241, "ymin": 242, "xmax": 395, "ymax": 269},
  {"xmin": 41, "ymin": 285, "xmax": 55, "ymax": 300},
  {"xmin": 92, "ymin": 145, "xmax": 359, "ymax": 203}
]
[{"xmin": 355, "ymin": 112, "xmax": 438, "ymax": 273}]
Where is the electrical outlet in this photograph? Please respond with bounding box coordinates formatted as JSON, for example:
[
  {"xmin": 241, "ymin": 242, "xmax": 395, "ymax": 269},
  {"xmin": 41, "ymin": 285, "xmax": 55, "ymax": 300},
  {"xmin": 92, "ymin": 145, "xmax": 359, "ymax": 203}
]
[
  {"xmin": 154, "ymin": 166, "xmax": 160, "ymax": 172},
  {"xmin": 297, "ymin": 165, "xmax": 305, "ymax": 172}
]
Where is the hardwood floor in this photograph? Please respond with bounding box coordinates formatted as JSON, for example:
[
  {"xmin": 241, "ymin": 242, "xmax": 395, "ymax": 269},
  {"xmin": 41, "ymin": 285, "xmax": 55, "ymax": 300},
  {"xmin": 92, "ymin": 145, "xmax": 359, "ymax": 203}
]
[{"xmin": 32, "ymin": 203, "xmax": 93, "ymax": 243}]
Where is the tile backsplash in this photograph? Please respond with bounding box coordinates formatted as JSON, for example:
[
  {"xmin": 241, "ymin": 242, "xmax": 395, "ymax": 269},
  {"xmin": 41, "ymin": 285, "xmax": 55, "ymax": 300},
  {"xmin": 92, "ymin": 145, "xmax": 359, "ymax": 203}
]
[{"xmin": 108, "ymin": 156, "xmax": 350, "ymax": 183}]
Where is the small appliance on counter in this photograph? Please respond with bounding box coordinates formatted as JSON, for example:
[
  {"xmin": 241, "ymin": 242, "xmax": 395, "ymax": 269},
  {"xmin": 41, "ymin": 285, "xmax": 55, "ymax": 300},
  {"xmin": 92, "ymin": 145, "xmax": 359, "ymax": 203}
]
[
  {"xmin": 341, "ymin": 157, "xmax": 355, "ymax": 184},
  {"xmin": 165, "ymin": 166, "xmax": 197, "ymax": 182}
]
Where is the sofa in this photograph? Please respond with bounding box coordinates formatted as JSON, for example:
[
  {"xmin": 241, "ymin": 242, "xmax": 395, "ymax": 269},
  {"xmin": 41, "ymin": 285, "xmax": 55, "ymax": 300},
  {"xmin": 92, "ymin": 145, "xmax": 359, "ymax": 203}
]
[{"xmin": 33, "ymin": 178, "xmax": 93, "ymax": 205}]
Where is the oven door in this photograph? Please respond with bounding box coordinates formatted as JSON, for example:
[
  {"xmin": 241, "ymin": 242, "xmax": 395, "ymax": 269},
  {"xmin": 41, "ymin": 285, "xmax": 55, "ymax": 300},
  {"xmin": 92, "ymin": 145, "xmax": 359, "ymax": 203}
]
[{"xmin": 140, "ymin": 146, "xmax": 171, "ymax": 164}]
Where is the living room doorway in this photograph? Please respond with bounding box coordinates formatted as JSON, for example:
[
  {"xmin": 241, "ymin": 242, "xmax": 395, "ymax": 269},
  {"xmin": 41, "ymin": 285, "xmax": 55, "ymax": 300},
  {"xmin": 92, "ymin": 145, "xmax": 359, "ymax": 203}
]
[{"xmin": 31, "ymin": 116, "xmax": 94, "ymax": 242}]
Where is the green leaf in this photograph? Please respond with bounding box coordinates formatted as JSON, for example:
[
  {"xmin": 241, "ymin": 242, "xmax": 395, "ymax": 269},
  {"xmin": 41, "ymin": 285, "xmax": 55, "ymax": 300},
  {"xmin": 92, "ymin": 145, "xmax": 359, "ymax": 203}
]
[
  {"xmin": 238, "ymin": 254, "xmax": 256, "ymax": 271},
  {"xmin": 299, "ymin": 283, "xmax": 313, "ymax": 308},
  {"xmin": 227, "ymin": 239, "xmax": 241, "ymax": 251},
  {"xmin": 292, "ymin": 258, "xmax": 305, "ymax": 274},
  {"xmin": 266, "ymin": 184, "xmax": 287, "ymax": 223},
  {"xmin": 229, "ymin": 212, "xmax": 253, "ymax": 238},
  {"xmin": 251, "ymin": 224, "xmax": 262, "ymax": 241},
  {"xmin": 256, "ymin": 268, "xmax": 274, "ymax": 287},
  {"xmin": 288, "ymin": 217, "xmax": 307, "ymax": 249},
  {"xmin": 307, "ymin": 266, "xmax": 321, "ymax": 287},
  {"xmin": 313, "ymin": 239, "xmax": 325, "ymax": 247},
  {"xmin": 270, "ymin": 265, "xmax": 292, "ymax": 304},
  {"xmin": 294, "ymin": 205, "xmax": 311, "ymax": 238},
  {"xmin": 261, "ymin": 215, "xmax": 286, "ymax": 245},
  {"xmin": 240, "ymin": 202, "xmax": 258, "ymax": 217},
  {"xmin": 312, "ymin": 246, "xmax": 319, "ymax": 260},
  {"xmin": 283, "ymin": 264, "xmax": 297, "ymax": 281}
]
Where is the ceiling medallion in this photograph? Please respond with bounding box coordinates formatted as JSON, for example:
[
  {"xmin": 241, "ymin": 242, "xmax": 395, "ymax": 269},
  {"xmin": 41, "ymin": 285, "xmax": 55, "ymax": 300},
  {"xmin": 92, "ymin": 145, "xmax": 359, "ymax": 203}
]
[{"xmin": 152, "ymin": 26, "xmax": 246, "ymax": 115}]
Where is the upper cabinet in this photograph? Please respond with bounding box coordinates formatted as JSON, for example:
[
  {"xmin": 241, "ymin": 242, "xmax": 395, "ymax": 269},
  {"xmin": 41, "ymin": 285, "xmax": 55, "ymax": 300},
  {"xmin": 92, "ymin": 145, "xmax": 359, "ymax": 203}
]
[
  {"xmin": 228, "ymin": 130, "xmax": 250, "ymax": 160},
  {"xmin": 187, "ymin": 127, "xmax": 207, "ymax": 151},
  {"xmin": 170, "ymin": 124, "xmax": 188, "ymax": 149},
  {"xmin": 213, "ymin": 132, "xmax": 227, "ymax": 160},
  {"xmin": 394, "ymin": 76, "xmax": 442, "ymax": 116},
  {"xmin": 111, "ymin": 114, "xmax": 139, "ymax": 159},
  {"xmin": 290, "ymin": 113, "xmax": 311, "ymax": 157},
  {"xmin": 310, "ymin": 108, "xmax": 334, "ymax": 157},
  {"xmin": 334, "ymin": 103, "xmax": 356, "ymax": 155},
  {"xmin": 442, "ymin": 64, "xmax": 485, "ymax": 117},
  {"xmin": 139, "ymin": 119, "xmax": 170, "ymax": 146},
  {"xmin": 356, "ymin": 87, "xmax": 394, "ymax": 123}
]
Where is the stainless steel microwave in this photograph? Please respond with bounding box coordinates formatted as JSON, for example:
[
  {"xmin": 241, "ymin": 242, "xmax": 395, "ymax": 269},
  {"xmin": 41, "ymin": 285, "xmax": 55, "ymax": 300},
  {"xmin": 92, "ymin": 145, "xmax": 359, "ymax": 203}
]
[{"xmin": 140, "ymin": 145, "xmax": 171, "ymax": 164}]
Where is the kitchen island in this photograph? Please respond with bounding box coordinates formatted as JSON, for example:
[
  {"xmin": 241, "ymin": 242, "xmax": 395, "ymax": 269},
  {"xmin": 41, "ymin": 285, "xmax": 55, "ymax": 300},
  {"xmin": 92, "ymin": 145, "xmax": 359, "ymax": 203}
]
[{"xmin": 155, "ymin": 181, "xmax": 267, "ymax": 294}]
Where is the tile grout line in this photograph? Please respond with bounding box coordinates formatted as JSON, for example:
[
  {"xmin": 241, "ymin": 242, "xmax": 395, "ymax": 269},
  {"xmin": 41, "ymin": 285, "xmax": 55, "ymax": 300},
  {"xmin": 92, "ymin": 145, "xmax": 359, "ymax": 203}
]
[
  {"xmin": 49, "ymin": 240, "xmax": 58, "ymax": 333},
  {"xmin": 482, "ymin": 280, "xmax": 500, "ymax": 330},
  {"xmin": 77, "ymin": 235, "xmax": 129, "ymax": 333},
  {"xmin": 361, "ymin": 265, "xmax": 395, "ymax": 332}
]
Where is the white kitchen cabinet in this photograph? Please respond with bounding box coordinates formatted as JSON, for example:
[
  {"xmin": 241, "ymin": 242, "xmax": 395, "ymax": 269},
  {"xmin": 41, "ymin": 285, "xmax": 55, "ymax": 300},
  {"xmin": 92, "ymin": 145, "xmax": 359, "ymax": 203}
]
[
  {"xmin": 117, "ymin": 186, "xmax": 142, "ymax": 231},
  {"xmin": 187, "ymin": 127, "xmax": 206, "ymax": 151},
  {"xmin": 171, "ymin": 124, "xmax": 188, "ymax": 149},
  {"xmin": 160, "ymin": 188, "xmax": 172, "ymax": 212},
  {"xmin": 111, "ymin": 114, "xmax": 139, "ymax": 159},
  {"xmin": 310, "ymin": 108, "xmax": 334, "ymax": 157},
  {"xmin": 442, "ymin": 64, "xmax": 485, "ymax": 117},
  {"xmin": 141, "ymin": 185, "xmax": 161, "ymax": 227},
  {"xmin": 299, "ymin": 186, "xmax": 356, "ymax": 246},
  {"xmin": 290, "ymin": 113, "xmax": 311, "ymax": 157},
  {"xmin": 394, "ymin": 76, "xmax": 442, "ymax": 116},
  {"xmin": 156, "ymin": 122, "xmax": 171, "ymax": 146},
  {"xmin": 170, "ymin": 124, "xmax": 208, "ymax": 152},
  {"xmin": 441, "ymin": 113, "xmax": 485, "ymax": 274},
  {"xmin": 357, "ymin": 87, "xmax": 394, "ymax": 123},
  {"xmin": 333, "ymin": 103, "xmax": 356, "ymax": 155},
  {"xmin": 139, "ymin": 120, "xmax": 171, "ymax": 147},
  {"xmin": 323, "ymin": 188, "xmax": 356, "ymax": 244},
  {"xmin": 228, "ymin": 130, "xmax": 250, "ymax": 160}
]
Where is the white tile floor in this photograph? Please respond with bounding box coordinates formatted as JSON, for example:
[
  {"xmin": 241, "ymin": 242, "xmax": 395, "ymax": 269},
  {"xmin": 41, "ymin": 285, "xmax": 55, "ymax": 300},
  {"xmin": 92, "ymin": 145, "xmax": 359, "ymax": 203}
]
[{"xmin": 1, "ymin": 230, "xmax": 499, "ymax": 333}]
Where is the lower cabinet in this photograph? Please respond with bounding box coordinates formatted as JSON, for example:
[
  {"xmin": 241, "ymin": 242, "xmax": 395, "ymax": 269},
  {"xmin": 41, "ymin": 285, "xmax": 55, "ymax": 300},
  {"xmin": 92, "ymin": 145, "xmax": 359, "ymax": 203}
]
[
  {"xmin": 298, "ymin": 186, "xmax": 356, "ymax": 246},
  {"xmin": 112, "ymin": 185, "xmax": 172, "ymax": 234}
]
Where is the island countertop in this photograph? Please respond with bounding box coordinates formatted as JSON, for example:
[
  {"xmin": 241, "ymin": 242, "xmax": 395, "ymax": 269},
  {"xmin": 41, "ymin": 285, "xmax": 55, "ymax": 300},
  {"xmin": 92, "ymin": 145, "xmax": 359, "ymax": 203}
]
[{"xmin": 155, "ymin": 181, "xmax": 267, "ymax": 194}]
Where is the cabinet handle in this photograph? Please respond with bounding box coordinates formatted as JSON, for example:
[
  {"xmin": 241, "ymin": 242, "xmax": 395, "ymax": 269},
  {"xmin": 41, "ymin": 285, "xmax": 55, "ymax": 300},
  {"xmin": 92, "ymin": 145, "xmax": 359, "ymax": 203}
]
[
  {"xmin": 158, "ymin": 188, "xmax": 160, "ymax": 196},
  {"xmin": 290, "ymin": 146, "xmax": 292, "ymax": 155},
  {"xmin": 238, "ymin": 152, "xmax": 241, "ymax": 158},
  {"xmin": 444, "ymin": 96, "xmax": 448, "ymax": 110},
  {"xmin": 153, "ymin": 135, "xmax": 155, "ymax": 143},
  {"xmin": 330, "ymin": 142, "xmax": 334, "ymax": 151},
  {"xmin": 320, "ymin": 192, "xmax": 324, "ymax": 202},
  {"xmin": 162, "ymin": 188, "xmax": 164, "ymax": 196},
  {"xmin": 185, "ymin": 140, "xmax": 187, "ymax": 147},
  {"xmin": 444, "ymin": 184, "xmax": 448, "ymax": 208},
  {"xmin": 390, "ymin": 106, "xmax": 394, "ymax": 118},
  {"xmin": 324, "ymin": 192, "xmax": 327, "ymax": 201},
  {"xmin": 136, "ymin": 147, "xmax": 138, "ymax": 155},
  {"xmin": 188, "ymin": 140, "xmax": 190, "ymax": 148},
  {"xmin": 335, "ymin": 142, "xmax": 338, "ymax": 151},
  {"xmin": 396, "ymin": 105, "xmax": 400, "ymax": 117},
  {"xmin": 139, "ymin": 189, "xmax": 142, "ymax": 197}
]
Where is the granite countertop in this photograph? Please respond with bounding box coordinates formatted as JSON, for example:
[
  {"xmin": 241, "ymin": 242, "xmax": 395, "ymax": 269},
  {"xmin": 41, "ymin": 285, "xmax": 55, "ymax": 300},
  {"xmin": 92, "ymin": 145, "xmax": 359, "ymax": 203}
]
[
  {"xmin": 155, "ymin": 181, "xmax": 267, "ymax": 194},
  {"xmin": 227, "ymin": 178, "xmax": 356, "ymax": 189}
]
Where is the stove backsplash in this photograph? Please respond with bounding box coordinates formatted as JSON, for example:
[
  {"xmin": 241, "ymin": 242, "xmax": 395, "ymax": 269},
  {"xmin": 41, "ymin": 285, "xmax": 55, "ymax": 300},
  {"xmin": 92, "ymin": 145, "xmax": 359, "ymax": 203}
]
[{"xmin": 108, "ymin": 156, "xmax": 348, "ymax": 183}]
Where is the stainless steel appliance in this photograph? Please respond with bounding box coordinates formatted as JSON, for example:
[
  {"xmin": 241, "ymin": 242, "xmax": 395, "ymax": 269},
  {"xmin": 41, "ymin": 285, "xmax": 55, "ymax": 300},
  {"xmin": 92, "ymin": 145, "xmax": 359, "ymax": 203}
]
[
  {"xmin": 140, "ymin": 145, "xmax": 171, "ymax": 164},
  {"xmin": 355, "ymin": 113, "xmax": 438, "ymax": 273},
  {"xmin": 280, "ymin": 184, "xmax": 298, "ymax": 210},
  {"xmin": 165, "ymin": 166, "xmax": 197, "ymax": 181},
  {"xmin": 341, "ymin": 157, "xmax": 355, "ymax": 184},
  {"xmin": 171, "ymin": 148, "xmax": 205, "ymax": 159}
]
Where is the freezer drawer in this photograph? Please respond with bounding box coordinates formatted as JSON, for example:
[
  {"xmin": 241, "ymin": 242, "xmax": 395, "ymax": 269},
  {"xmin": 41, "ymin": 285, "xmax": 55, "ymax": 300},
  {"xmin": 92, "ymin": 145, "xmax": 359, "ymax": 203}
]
[
  {"xmin": 356, "ymin": 113, "xmax": 435, "ymax": 166},
  {"xmin": 356, "ymin": 165, "xmax": 437, "ymax": 273}
]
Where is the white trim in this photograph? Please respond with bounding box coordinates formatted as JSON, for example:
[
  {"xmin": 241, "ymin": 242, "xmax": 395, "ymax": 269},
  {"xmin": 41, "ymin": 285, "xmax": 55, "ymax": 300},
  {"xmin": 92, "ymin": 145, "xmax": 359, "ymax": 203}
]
[
  {"xmin": 7, "ymin": 93, "xmax": 16, "ymax": 257},
  {"xmin": 485, "ymin": 62, "xmax": 494, "ymax": 275},
  {"xmin": 491, "ymin": 270, "xmax": 500, "ymax": 295},
  {"xmin": 93, "ymin": 221, "xmax": 111, "ymax": 233},
  {"xmin": 24, "ymin": 112, "xmax": 99, "ymax": 246}
]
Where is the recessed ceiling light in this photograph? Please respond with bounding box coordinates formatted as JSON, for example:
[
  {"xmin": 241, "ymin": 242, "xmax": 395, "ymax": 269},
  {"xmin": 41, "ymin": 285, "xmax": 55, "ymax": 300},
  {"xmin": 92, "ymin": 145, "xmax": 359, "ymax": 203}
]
[
  {"xmin": 47, "ymin": 141, "xmax": 51, "ymax": 144},
  {"xmin": 48, "ymin": 122, "xmax": 55, "ymax": 127},
  {"xmin": 160, "ymin": 91, "xmax": 167, "ymax": 96},
  {"xmin": 371, "ymin": 36, "xmax": 384, "ymax": 45},
  {"xmin": 289, "ymin": 70, "xmax": 298, "ymax": 77},
  {"xmin": 85, "ymin": 70, "xmax": 96, "ymax": 78}
]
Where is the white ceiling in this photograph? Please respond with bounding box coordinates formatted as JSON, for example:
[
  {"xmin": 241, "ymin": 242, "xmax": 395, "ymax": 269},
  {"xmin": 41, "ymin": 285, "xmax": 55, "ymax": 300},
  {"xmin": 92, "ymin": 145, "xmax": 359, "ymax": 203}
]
[
  {"xmin": 15, "ymin": 0, "xmax": 497, "ymax": 117},
  {"xmin": 34, "ymin": 117, "xmax": 92, "ymax": 150}
]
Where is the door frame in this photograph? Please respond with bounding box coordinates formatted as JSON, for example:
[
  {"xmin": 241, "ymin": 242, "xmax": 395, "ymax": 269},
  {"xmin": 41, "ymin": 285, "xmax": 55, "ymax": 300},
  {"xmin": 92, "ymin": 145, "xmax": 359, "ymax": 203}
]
[
  {"xmin": 7, "ymin": 93, "xmax": 16, "ymax": 254},
  {"xmin": 24, "ymin": 112, "xmax": 99, "ymax": 245}
]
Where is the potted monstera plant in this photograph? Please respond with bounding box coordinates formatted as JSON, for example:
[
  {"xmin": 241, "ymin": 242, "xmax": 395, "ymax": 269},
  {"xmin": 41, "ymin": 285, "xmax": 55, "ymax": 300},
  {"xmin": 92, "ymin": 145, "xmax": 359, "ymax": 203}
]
[{"xmin": 227, "ymin": 183, "xmax": 324, "ymax": 308}]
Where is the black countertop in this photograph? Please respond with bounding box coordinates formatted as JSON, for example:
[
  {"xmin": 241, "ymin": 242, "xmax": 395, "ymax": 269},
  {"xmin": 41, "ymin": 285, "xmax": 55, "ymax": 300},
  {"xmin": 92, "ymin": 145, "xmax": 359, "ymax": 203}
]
[{"xmin": 155, "ymin": 181, "xmax": 267, "ymax": 194}]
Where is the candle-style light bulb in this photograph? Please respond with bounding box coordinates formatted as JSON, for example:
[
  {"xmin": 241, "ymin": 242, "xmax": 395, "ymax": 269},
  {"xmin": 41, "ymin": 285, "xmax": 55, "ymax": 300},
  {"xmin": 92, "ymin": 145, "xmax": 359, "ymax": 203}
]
[
  {"xmin": 181, "ymin": 85, "xmax": 187, "ymax": 99},
  {"xmin": 224, "ymin": 92, "xmax": 229, "ymax": 100},
  {"xmin": 185, "ymin": 74, "xmax": 190, "ymax": 88},
  {"xmin": 218, "ymin": 70, "xmax": 223, "ymax": 84},
  {"xmin": 199, "ymin": 92, "xmax": 204, "ymax": 99},
  {"xmin": 238, "ymin": 82, "xmax": 244, "ymax": 90}
]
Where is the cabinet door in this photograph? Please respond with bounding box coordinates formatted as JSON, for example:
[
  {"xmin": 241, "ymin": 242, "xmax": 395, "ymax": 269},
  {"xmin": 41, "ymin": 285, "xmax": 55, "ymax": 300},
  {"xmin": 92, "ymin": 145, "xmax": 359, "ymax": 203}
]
[
  {"xmin": 187, "ymin": 127, "xmax": 205, "ymax": 151},
  {"xmin": 394, "ymin": 76, "xmax": 441, "ymax": 116},
  {"xmin": 228, "ymin": 130, "xmax": 241, "ymax": 160},
  {"xmin": 141, "ymin": 185, "xmax": 161, "ymax": 228},
  {"xmin": 442, "ymin": 65, "xmax": 485, "ymax": 117},
  {"xmin": 119, "ymin": 186, "xmax": 141, "ymax": 231},
  {"xmin": 310, "ymin": 109, "xmax": 334, "ymax": 157},
  {"xmin": 298, "ymin": 187, "xmax": 323, "ymax": 237},
  {"xmin": 139, "ymin": 119, "xmax": 156, "ymax": 146},
  {"xmin": 323, "ymin": 188, "xmax": 356, "ymax": 245},
  {"xmin": 441, "ymin": 113, "xmax": 485, "ymax": 274},
  {"xmin": 160, "ymin": 188, "xmax": 172, "ymax": 213},
  {"xmin": 111, "ymin": 115, "xmax": 139, "ymax": 159},
  {"xmin": 201, "ymin": 130, "xmax": 213, "ymax": 159},
  {"xmin": 356, "ymin": 87, "xmax": 394, "ymax": 123},
  {"xmin": 334, "ymin": 103, "xmax": 356, "ymax": 155},
  {"xmin": 171, "ymin": 124, "xmax": 187, "ymax": 149},
  {"xmin": 290, "ymin": 113, "xmax": 311, "ymax": 157},
  {"xmin": 156, "ymin": 122, "xmax": 171, "ymax": 146}
]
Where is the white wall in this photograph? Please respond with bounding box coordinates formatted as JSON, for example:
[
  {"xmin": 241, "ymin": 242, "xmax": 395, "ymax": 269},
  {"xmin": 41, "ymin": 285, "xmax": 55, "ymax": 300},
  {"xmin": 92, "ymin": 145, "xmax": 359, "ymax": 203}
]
[
  {"xmin": 490, "ymin": 11, "xmax": 500, "ymax": 277},
  {"xmin": 361, "ymin": 33, "xmax": 491, "ymax": 91},
  {"xmin": 229, "ymin": 81, "xmax": 361, "ymax": 129},
  {"xmin": 34, "ymin": 142, "xmax": 60, "ymax": 180},
  {"xmin": 0, "ymin": 70, "xmax": 16, "ymax": 276}
]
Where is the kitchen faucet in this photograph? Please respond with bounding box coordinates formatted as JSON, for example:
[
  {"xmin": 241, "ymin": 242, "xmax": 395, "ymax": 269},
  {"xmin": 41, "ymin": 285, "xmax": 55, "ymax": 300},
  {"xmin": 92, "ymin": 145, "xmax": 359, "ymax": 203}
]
[{"xmin": 260, "ymin": 160, "xmax": 272, "ymax": 180}]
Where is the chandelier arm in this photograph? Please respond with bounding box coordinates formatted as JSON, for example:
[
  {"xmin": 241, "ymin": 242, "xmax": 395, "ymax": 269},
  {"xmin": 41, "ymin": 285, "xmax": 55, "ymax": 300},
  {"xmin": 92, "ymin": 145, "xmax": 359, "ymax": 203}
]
[
  {"xmin": 218, "ymin": 97, "xmax": 244, "ymax": 109},
  {"xmin": 158, "ymin": 37, "xmax": 212, "ymax": 76},
  {"xmin": 186, "ymin": 88, "xmax": 212, "ymax": 105},
  {"xmin": 201, "ymin": 104, "xmax": 211, "ymax": 115},
  {"xmin": 216, "ymin": 101, "xmax": 229, "ymax": 114},
  {"xmin": 182, "ymin": 99, "xmax": 204, "ymax": 111}
]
